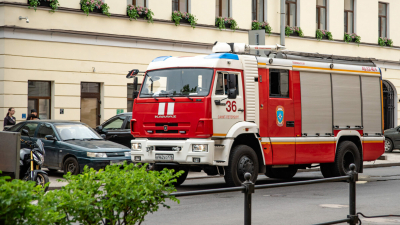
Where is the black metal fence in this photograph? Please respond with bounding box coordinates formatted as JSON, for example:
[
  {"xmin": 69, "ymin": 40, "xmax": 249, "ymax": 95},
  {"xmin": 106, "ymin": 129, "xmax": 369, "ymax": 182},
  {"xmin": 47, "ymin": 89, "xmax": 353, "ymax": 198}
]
[{"xmin": 170, "ymin": 164, "xmax": 359, "ymax": 225}]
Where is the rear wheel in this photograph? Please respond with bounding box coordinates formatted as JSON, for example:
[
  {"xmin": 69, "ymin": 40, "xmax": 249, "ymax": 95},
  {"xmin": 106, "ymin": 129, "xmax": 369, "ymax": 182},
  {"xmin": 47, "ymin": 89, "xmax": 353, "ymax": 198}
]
[
  {"xmin": 320, "ymin": 163, "xmax": 334, "ymax": 178},
  {"xmin": 385, "ymin": 138, "xmax": 394, "ymax": 153},
  {"xmin": 265, "ymin": 167, "xmax": 298, "ymax": 179},
  {"xmin": 332, "ymin": 141, "xmax": 361, "ymax": 177},
  {"xmin": 224, "ymin": 145, "xmax": 259, "ymax": 187},
  {"xmin": 63, "ymin": 157, "xmax": 80, "ymax": 175}
]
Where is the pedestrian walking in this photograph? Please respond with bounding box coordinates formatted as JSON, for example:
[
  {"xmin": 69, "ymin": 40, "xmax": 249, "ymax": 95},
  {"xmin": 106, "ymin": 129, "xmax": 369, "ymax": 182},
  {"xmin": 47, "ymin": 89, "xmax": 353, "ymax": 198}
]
[{"xmin": 3, "ymin": 107, "xmax": 16, "ymax": 129}]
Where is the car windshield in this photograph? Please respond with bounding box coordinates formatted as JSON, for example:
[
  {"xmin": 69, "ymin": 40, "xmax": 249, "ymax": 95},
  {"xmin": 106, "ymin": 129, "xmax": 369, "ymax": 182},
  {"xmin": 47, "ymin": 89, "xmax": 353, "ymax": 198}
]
[
  {"xmin": 55, "ymin": 124, "xmax": 102, "ymax": 141},
  {"xmin": 139, "ymin": 68, "xmax": 214, "ymax": 97}
]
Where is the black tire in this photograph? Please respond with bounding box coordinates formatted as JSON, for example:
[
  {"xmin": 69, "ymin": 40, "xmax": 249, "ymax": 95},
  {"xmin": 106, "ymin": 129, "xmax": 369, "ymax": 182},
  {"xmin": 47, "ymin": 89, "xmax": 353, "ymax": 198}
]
[
  {"xmin": 332, "ymin": 141, "xmax": 361, "ymax": 177},
  {"xmin": 174, "ymin": 168, "xmax": 189, "ymax": 186},
  {"xmin": 224, "ymin": 145, "xmax": 259, "ymax": 187},
  {"xmin": 265, "ymin": 167, "xmax": 298, "ymax": 179},
  {"xmin": 63, "ymin": 157, "xmax": 80, "ymax": 175},
  {"xmin": 36, "ymin": 173, "xmax": 49, "ymax": 192},
  {"xmin": 385, "ymin": 138, "xmax": 394, "ymax": 153},
  {"xmin": 320, "ymin": 163, "xmax": 335, "ymax": 178}
]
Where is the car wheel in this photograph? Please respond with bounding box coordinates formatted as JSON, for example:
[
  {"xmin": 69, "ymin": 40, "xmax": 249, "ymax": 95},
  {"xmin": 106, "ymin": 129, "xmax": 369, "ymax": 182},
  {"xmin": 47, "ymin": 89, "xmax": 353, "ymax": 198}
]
[
  {"xmin": 332, "ymin": 141, "xmax": 361, "ymax": 177},
  {"xmin": 174, "ymin": 167, "xmax": 189, "ymax": 186},
  {"xmin": 224, "ymin": 145, "xmax": 259, "ymax": 187},
  {"xmin": 385, "ymin": 138, "xmax": 394, "ymax": 153},
  {"xmin": 63, "ymin": 157, "xmax": 80, "ymax": 175}
]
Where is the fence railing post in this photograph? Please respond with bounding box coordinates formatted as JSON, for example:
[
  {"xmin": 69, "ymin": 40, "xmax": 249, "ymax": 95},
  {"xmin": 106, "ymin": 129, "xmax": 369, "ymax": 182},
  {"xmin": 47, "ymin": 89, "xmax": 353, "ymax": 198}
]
[
  {"xmin": 242, "ymin": 172, "xmax": 254, "ymax": 225},
  {"xmin": 347, "ymin": 163, "xmax": 358, "ymax": 225}
]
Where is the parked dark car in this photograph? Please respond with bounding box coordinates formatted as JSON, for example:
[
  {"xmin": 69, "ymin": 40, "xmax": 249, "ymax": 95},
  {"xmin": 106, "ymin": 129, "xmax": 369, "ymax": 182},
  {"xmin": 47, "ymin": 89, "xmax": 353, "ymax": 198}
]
[
  {"xmin": 7, "ymin": 120, "xmax": 132, "ymax": 175},
  {"xmin": 384, "ymin": 126, "xmax": 400, "ymax": 152},
  {"xmin": 95, "ymin": 113, "xmax": 133, "ymax": 147}
]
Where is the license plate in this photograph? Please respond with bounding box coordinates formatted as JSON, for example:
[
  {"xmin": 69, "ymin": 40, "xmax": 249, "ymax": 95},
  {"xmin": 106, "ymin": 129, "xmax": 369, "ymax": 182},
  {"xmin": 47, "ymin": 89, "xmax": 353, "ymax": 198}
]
[
  {"xmin": 155, "ymin": 154, "xmax": 174, "ymax": 161},
  {"xmin": 110, "ymin": 161, "xmax": 125, "ymax": 165}
]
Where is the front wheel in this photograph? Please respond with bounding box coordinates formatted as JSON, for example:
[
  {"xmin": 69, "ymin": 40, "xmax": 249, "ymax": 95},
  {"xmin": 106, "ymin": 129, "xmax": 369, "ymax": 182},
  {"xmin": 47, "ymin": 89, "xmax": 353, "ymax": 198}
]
[
  {"xmin": 385, "ymin": 138, "xmax": 394, "ymax": 153},
  {"xmin": 224, "ymin": 145, "xmax": 259, "ymax": 187},
  {"xmin": 63, "ymin": 157, "xmax": 80, "ymax": 175},
  {"xmin": 36, "ymin": 173, "xmax": 49, "ymax": 192}
]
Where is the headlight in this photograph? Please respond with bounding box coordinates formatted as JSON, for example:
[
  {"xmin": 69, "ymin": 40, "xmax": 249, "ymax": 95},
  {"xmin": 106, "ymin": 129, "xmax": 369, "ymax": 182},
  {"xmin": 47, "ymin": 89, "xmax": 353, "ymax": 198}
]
[
  {"xmin": 124, "ymin": 151, "xmax": 131, "ymax": 157},
  {"xmin": 33, "ymin": 152, "xmax": 44, "ymax": 165},
  {"xmin": 131, "ymin": 143, "xmax": 142, "ymax": 151},
  {"xmin": 192, "ymin": 144, "xmax": 208, "ymax": 152},
  {"xmin": 87, "ymin": 152, "xmax": 107, "ymax": 158}
]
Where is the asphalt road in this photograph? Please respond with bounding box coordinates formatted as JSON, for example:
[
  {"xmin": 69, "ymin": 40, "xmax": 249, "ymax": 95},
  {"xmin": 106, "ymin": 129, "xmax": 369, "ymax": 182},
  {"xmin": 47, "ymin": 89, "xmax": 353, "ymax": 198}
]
[{"xmin": 142, "ymin": 166, "xmax": 400, "ymax": 225}]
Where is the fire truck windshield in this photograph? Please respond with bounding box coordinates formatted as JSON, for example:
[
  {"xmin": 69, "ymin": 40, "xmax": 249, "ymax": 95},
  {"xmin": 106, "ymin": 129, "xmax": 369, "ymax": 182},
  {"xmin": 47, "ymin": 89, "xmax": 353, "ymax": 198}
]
[{"xmin": 140, "ymin": 68, "xmax": 214, "ymax": 98}]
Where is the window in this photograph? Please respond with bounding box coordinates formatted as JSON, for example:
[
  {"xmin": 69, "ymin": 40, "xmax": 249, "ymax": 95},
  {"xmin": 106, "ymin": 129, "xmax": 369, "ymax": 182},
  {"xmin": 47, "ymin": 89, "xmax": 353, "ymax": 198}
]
[
  {"xmin": 316, "ymin": 0, "xmax": 327, "ymax": 30},
  {"xmin": 379, "ymin": 2, "xmax": 387, "ymax": 38},
  {"xmin": 20, "ymin": 123, "xmax": 39, "ymax": 137},
  {"xmin": 172, "ymin": 0, "xmax": 188, "ymax": 12},
  {"xmin": 37, "ymin": 123, "xmax": 56, "ymax": 139},
  {"xmin": 28, "ymin": 81, "xmax": 51, "ymax": 120},
  {"xmin": 125, "ymin": 116, "xmax": 132, "ymax": 129},
  {"xmin": 215, "ymin": 73, "xmax": 239, "ymax": 95},
  {"xmin": 127, "ymin": 83, "xmax": 140, "ymax": 112},
  {"xmin": 269, "ymin": 69, "xmax": 289, "ymax": 98},
  {"xmin": 216, "ymin": 0, "xmax": 230, "ymax": 17},
  {"xmin": 252, "ymin": 0, "xmax": 264, "ymax": 21},
  {"xmin": 286, "ymin": 0, "xmax": 297, "ymax": 26},
  {"xmin": 103, "ymin": 116, "xmax": 126, "ymax": 130},
  {"xmin": 344, "ymin": 0, "xmax": 354, "ymax": 33},
  {"xmin": 127, "ymin": 0, "xmax": 146, "ymax": 7},
  {"xmin": 8, "ymin": 122, "xmax": 24, "ymax": 132}
]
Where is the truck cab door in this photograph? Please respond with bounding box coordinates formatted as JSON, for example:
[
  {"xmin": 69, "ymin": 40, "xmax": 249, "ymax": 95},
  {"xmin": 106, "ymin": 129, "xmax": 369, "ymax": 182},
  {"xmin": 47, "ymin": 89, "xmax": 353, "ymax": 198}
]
[
  {"xmin": 267, "ymin": 69, "xmax": 296, "ymax": 165},
  {"xmin": 211, "ymin": 72, "xmax": 245, "ymax": 137}
]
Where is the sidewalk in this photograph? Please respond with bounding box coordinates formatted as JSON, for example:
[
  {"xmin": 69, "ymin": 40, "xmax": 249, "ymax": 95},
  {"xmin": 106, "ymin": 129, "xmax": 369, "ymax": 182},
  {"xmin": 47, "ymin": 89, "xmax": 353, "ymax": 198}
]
[{"xmin": 47, "ymin": 152, "xmax": 400, "ymax": 190}]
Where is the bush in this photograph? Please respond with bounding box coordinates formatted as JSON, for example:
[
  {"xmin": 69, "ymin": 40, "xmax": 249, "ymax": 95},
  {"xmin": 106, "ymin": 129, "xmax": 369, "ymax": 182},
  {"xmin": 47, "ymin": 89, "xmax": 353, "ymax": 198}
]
[
  {"xmin": 215, "ymin": 17, "xmax": 239, "ymax": 31},
  {"xmin": 285, "ymin": 26, "xmax": 303, "ymax": 37},
  {"xmin": 172, "ymin": 11, "xmax": 197, "ymax": 28},
  {"xmin": 127, "ymin": 5, "xmax": 154, "ymax": 23},
  {"xmin": 251, "ymin": 21, "xmax": 272, "ymax": 36},
  {"xmin": 344, "ymin": 33, "xmax": 361, "ymax": 45},
  {"xmin": 80, "ymin": 0, "xmax": 110, "ymax": 17},
  {"xmin": 316, "ymin": 29, "xmax": 333, "ymax": 41},
  {"xmin": 378, "ymin": 37, "xmax": 393, "ymax": 47},
  {"xmin": 28, "ymin": 0, "xmax": 60, "ymax": 12}
]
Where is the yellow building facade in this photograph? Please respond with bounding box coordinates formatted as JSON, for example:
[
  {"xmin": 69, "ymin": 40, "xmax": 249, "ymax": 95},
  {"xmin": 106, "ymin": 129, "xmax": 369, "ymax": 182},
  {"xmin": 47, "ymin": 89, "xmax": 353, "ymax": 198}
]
[{"xmin": 0, "ymin": 0, "xmax": 399, "ymax": 128}]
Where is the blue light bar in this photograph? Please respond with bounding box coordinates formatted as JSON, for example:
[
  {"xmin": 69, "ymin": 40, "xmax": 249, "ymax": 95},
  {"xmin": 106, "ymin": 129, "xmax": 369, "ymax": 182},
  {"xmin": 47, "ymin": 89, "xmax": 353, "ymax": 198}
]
[
  {"xmin": 204, "ymin": 53, "xmax": 239, "ymax": 60},
  {"xmin": 152, "ymin": 56, "xmax": 172, "ymax": 62}
]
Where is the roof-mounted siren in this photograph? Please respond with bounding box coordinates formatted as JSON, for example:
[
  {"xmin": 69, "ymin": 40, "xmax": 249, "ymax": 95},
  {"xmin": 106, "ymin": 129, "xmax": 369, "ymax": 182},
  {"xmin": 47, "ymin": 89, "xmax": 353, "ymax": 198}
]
[{"xmin": 212, "ymin": 42, "xmax": 286, "ymax": 54}]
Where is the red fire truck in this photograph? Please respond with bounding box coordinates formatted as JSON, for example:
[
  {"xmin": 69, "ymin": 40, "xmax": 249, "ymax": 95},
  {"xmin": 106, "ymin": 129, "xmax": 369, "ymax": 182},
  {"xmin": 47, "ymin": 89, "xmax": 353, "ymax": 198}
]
[{"xmin": 129, "ymin": 42, "xmax": 384, "ymax": 186}]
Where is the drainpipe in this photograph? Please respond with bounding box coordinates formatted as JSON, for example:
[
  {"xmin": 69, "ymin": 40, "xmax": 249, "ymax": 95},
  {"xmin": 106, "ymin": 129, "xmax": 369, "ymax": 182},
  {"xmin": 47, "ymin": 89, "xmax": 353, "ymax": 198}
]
[{"xmin": 280, "ymin": 0, "xmax": 285, "ymax": 46}]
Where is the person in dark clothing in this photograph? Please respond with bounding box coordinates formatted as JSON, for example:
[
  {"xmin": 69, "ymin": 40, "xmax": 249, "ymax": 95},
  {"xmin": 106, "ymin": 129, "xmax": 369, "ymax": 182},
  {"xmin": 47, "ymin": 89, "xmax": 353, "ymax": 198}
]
[
  {"xmin": 3, "ymin": 107, "xmax": 16, "ymax": 129},
  {"xmin": 27, "ymin": 109, "xmax": 39, "ymax": 120}
]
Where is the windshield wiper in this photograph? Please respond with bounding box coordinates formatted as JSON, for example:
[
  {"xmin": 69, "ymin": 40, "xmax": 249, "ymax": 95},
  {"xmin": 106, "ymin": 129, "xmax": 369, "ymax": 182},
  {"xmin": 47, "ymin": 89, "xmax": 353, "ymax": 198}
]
[
  {"xmin": 83, "ymin": 138, "xmax": 103, "ymax": 141},
  {"xmin": 158, "ymin": 93, "xmax": 175, "ymax": 101},
  {"xmin": 141, "ymin": 93, "xmax": 159, "ymax": 101},
  {"xmin": 174, "ymin": 93, "xmax": 193, "ymax": 101},
  {"xmin": 63, "ymin": 138, "xmax": 81, "ymax": 141}
]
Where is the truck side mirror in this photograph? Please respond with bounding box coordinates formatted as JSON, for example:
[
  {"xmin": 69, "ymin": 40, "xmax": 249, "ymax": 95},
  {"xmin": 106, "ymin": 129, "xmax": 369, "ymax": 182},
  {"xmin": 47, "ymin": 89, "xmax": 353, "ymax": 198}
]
[{"xmin": 227, "ymin": 89, "xmax": 237, "ymax": 99}]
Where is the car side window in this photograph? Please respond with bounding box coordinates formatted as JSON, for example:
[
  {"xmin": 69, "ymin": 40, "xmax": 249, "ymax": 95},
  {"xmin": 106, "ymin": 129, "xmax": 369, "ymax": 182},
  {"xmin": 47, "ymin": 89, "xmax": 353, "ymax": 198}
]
[
  {"xmin": 103, "ymin": 116, "xmax": 126, "ymax": 130},
  {"xmin": 20, "ymin": 123, "xmax": 39, "ymax": 137},
  {"xmin": 125, "ymin": 117, "xmax": 132, "ymax": 130},
  {"xmin": 8, "ymin": 123, "xmax": 24, "ymax": 132},
  {"xmin": 37, "ymin": 123, "xmax": 56, "ymax": 139}
]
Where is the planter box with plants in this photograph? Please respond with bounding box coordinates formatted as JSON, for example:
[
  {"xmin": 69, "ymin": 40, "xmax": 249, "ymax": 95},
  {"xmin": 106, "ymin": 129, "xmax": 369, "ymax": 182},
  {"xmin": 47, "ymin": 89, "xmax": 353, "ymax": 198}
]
[
  {"xmin": 316, "ymin": 29, "xmax": 333, "ymax": 41},
  {"xmin": 251, "ymin": 20, "xmax": 272, "ymax": 36},
  {"xmin": 127, "ymin": 5, "xmax": 154, "ymax": 23},
  {"xmin": 215, "ymin": 17, "xmax": 239, "ymax": 31},
  {"xmin": 172, "ymin": 11, "xmax": 197, "ymax": 28},
  {"xmin": 285, "ymin": 26, "xmax": 304, "ymax": 37},
  {"xmin": 378, "ymin": 37, "xmax": 393, "ymax": 47},
  {"xmin": 344, "ymin": 33, "xmax": 361, "ymax": 45},
  {"xmin": 80, "ymin": 0, "xmax": 110, "ymax": 17},
  {"xmin": 28, "ymin": 0, "xmax": 59, "ymax": 12}
]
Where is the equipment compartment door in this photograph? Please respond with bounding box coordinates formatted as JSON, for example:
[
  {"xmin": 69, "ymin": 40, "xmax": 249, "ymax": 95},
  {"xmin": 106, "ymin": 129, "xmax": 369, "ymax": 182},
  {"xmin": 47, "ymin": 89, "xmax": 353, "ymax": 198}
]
[{"xmin": 267, "ymin": 69, "xmax": 296, "ymax": 165}]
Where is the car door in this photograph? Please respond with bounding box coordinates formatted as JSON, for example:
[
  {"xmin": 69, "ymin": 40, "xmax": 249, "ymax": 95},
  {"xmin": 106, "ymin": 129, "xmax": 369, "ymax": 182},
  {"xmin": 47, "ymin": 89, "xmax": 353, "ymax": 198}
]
[
  {"xmin": 119, "ymin": 115, "xmax": 134, "ymax": 147},
  {"xmin": 36, "ymin": 123, "xmax": 59, "ymax": 168},
  {"xmin": 102, "ymin": 115, "xmax": 127, "ymax": 146},
  {"xmin": 19, "ymin": 122, "xmax": 39, "ymax": 149}
]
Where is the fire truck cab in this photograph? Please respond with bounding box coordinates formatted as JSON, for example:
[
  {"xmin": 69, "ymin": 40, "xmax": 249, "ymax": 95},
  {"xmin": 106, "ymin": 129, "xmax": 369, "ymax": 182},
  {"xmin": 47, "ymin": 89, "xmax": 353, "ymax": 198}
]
[{"xmin": 130, "ymin": 42, "xmax": 384, "ymax": 186}]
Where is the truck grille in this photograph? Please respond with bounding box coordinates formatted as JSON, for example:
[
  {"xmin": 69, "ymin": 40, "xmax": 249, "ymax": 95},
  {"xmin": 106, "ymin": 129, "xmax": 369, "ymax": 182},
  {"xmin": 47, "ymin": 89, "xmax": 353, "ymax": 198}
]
[
  {"xmin": 155, "ymin": 146, "xmax": 174, "ymax": 151},
  {"xmin": 155, "ymin": 130, "xmax": 179, "ymax": 133}
]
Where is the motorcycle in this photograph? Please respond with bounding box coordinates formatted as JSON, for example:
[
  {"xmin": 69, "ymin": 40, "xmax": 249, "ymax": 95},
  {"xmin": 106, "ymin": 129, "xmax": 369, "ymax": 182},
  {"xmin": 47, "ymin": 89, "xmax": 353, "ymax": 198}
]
[{"xmin": 20, "ymin": 129, "xmax": 49, "ymax": 191}]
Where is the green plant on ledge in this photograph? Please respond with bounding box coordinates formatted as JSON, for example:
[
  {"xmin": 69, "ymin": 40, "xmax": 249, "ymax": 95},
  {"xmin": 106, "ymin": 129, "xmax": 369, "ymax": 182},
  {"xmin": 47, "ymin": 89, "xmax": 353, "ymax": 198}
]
[
  {"xmin": 127, "ymin": 5, "xmax": 154, "ymax": 23},
  {"xmin": 344, "ymin": 32, "xmax": 361, "ymax": 46},
  {"xmin": 285, "ymin": 26, "xmax": 304, "ymax": 37},
  {"xmin": 251, "ymin": 20, "xmax": 272, "ymax": 36},
  {"xmin": 28, "ymin": 0, "xmax": 60, "ymax": 12},
  {"xmin": 215, "ymin": 17, "xmax": 239, "ymax": 31},
  {"xmin": 172, "ymin": 11, "xmax": 197, "ymax": 28},
  {"xmin": 81, "ymin": 0, "xmax": 110, "ymax": 17},
  {"xmin": 316, "ymin": 29, "xmax": 333, "ymax": 41},
  {"xmin": 378, "ymin": 37, "xmax": 393, "ymax": 47}
]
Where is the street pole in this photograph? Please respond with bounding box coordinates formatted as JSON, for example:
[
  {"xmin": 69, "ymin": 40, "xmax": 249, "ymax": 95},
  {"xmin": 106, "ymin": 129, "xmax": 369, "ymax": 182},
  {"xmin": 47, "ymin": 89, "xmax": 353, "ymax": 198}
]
[
  {"xmin": 243, "ymin": 173, "xmax": 254, "ymax": 225},
  {"xmin": 280, "ymin": 0, "xmax": 285, "ymax": 46}
]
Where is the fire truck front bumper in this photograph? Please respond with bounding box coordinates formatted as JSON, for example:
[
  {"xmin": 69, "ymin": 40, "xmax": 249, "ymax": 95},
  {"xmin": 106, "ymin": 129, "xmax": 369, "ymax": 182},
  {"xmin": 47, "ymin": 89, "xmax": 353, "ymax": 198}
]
[{"xmin": 130, "ymin": 138, "xmax": 215, "ymax": 165}]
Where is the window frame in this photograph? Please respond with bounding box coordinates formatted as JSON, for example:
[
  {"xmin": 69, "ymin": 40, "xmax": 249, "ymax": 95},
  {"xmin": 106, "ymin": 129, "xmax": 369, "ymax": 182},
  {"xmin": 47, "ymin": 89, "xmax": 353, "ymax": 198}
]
[
  {"xmin": 215, "ymin": 72, "xmax": 239, "ymax": 96},
  {"xmin": 316, "ymin": 0, "xmax": 327, "ymax": 30},
  {"xmin": 172, "ymin": 0, "xmax": 188, "ymax": 12},
  {"xmin": 132, "ymin": 0, "xmax": 146, "ymax": 7},
  {"xmin": 28, "ymin": 80, "xmax": 51, "ymax": 120},
  {"xmin": 102, "ymin": 116, "xmax": 127, "ymax": 131},
  {"xmin": 378, "ymin": 2, "xmax": 388, "ymax": 38},
  {"xmin": 269, "ymin": 69, "xmax": 290, "ymax": 98},
  {"xmin": 216, "ymin": 0, "xmax": 230, "ymax": 17},
  {"xmin": 252, "ymin": 0, "xmax": 265, "ymax": 21},
  {"xmin": 37, "ymin": 123, "xmax": 56, "ymax": 139},
  {"xmin": 285, "ymin": 0, "xmax": 297, "ymax": 27},
  {"xmin": 344, "ymin": 0, "xmax": 354, "ymax": 33}
]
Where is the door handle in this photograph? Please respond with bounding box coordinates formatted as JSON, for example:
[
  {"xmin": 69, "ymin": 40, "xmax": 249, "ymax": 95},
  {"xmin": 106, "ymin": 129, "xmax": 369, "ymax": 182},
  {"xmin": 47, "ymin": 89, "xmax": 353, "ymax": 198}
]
[
  {"xmin": 238, "ymin": 109, "xmax": 244, "ymax": 112},
  {"xmin": 286, "ymin": 121, "xmax": 295, "ymax": 127}
]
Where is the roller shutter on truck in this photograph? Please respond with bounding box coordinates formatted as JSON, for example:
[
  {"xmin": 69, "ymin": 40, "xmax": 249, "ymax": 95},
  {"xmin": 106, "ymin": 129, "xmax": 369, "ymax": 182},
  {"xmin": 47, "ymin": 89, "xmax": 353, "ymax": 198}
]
[{"xmin": 361, "ymin": 76, "xmax": 382, "ymax": 135}]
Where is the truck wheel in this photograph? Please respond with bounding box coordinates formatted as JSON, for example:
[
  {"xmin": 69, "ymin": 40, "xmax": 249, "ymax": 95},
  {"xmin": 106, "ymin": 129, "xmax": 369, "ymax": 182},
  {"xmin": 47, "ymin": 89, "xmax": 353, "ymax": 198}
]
[
  {"xmin": 224, "ymin": 145, "xmax": 259, "ymax": 187},
  {"xmin": 63, "ymin": 157, "xmax": 80, "ymax": 175},
  {"xmin": 332, "ymin": 141, "xmax": 361, "ymax": 176},
  {"xmin": 174, "ymin": 167, "xmax": 189, "ymax": 186},
  {"xmin": 320, "ymin": 163, "xmax": 334, "ymax": 178},
  {"xmin": 265, "ymin": 167, "xmax": 297, "ymax": 179},
  {"xmin": 385, "ymin": 138, "xmax": 394, "ymax": 153}
]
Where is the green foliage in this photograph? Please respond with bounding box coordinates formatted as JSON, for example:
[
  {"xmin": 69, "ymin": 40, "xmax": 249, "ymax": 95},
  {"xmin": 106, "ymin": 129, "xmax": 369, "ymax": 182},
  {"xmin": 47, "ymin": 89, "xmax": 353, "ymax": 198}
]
[
  {"xmin": 285, "ymin": 26, "xmax": 303, "ymax": 37},
  {"xmin": 80, "ymin": 0, "xmax": 110, "ymax": 17},
  {"xmin": 344, "ymin": 32, "xmax": 361, "ymax": 46},
  {"xmin": 378, "ymin": 37, "xmax": 393, "ymax": 47},
  {"xmin": 28, "ymin": 0, "xmax": 59, "ymax": 12},
  {"xmin": 316, "ymin": 29, "xmax": 333, "ymax": 41},
  {"xmin": 215, "ymin": 17, "xmax": 239, "ymax": 31},
  {"xmin": 251, "ymin": 21, "xmax": 272, "ymax": 36},
  {"xmin": 172, "ymin": 11, "xmax": 197, "ymax": 28},
  {"xmin": 127, "ymin": 5, "xmax": 154, "ymax": 23}
]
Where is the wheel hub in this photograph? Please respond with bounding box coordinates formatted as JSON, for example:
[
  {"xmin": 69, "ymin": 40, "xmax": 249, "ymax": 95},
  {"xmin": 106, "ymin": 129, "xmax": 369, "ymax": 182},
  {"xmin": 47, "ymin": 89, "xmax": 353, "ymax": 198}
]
[
  {"xmin": 237, "ymin": 156, "xmax": 254, "ymax": 178},
  {"xmin": 343, "ymin": 151, "xmax": 355, "ymax": 173},
  {"xmin": 67, "ymin": 163, "xmax": 76, "ymax": 172},
  {"xmin": 385, "ymin": 139, "xmax": 391, "ymax": 151}
]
